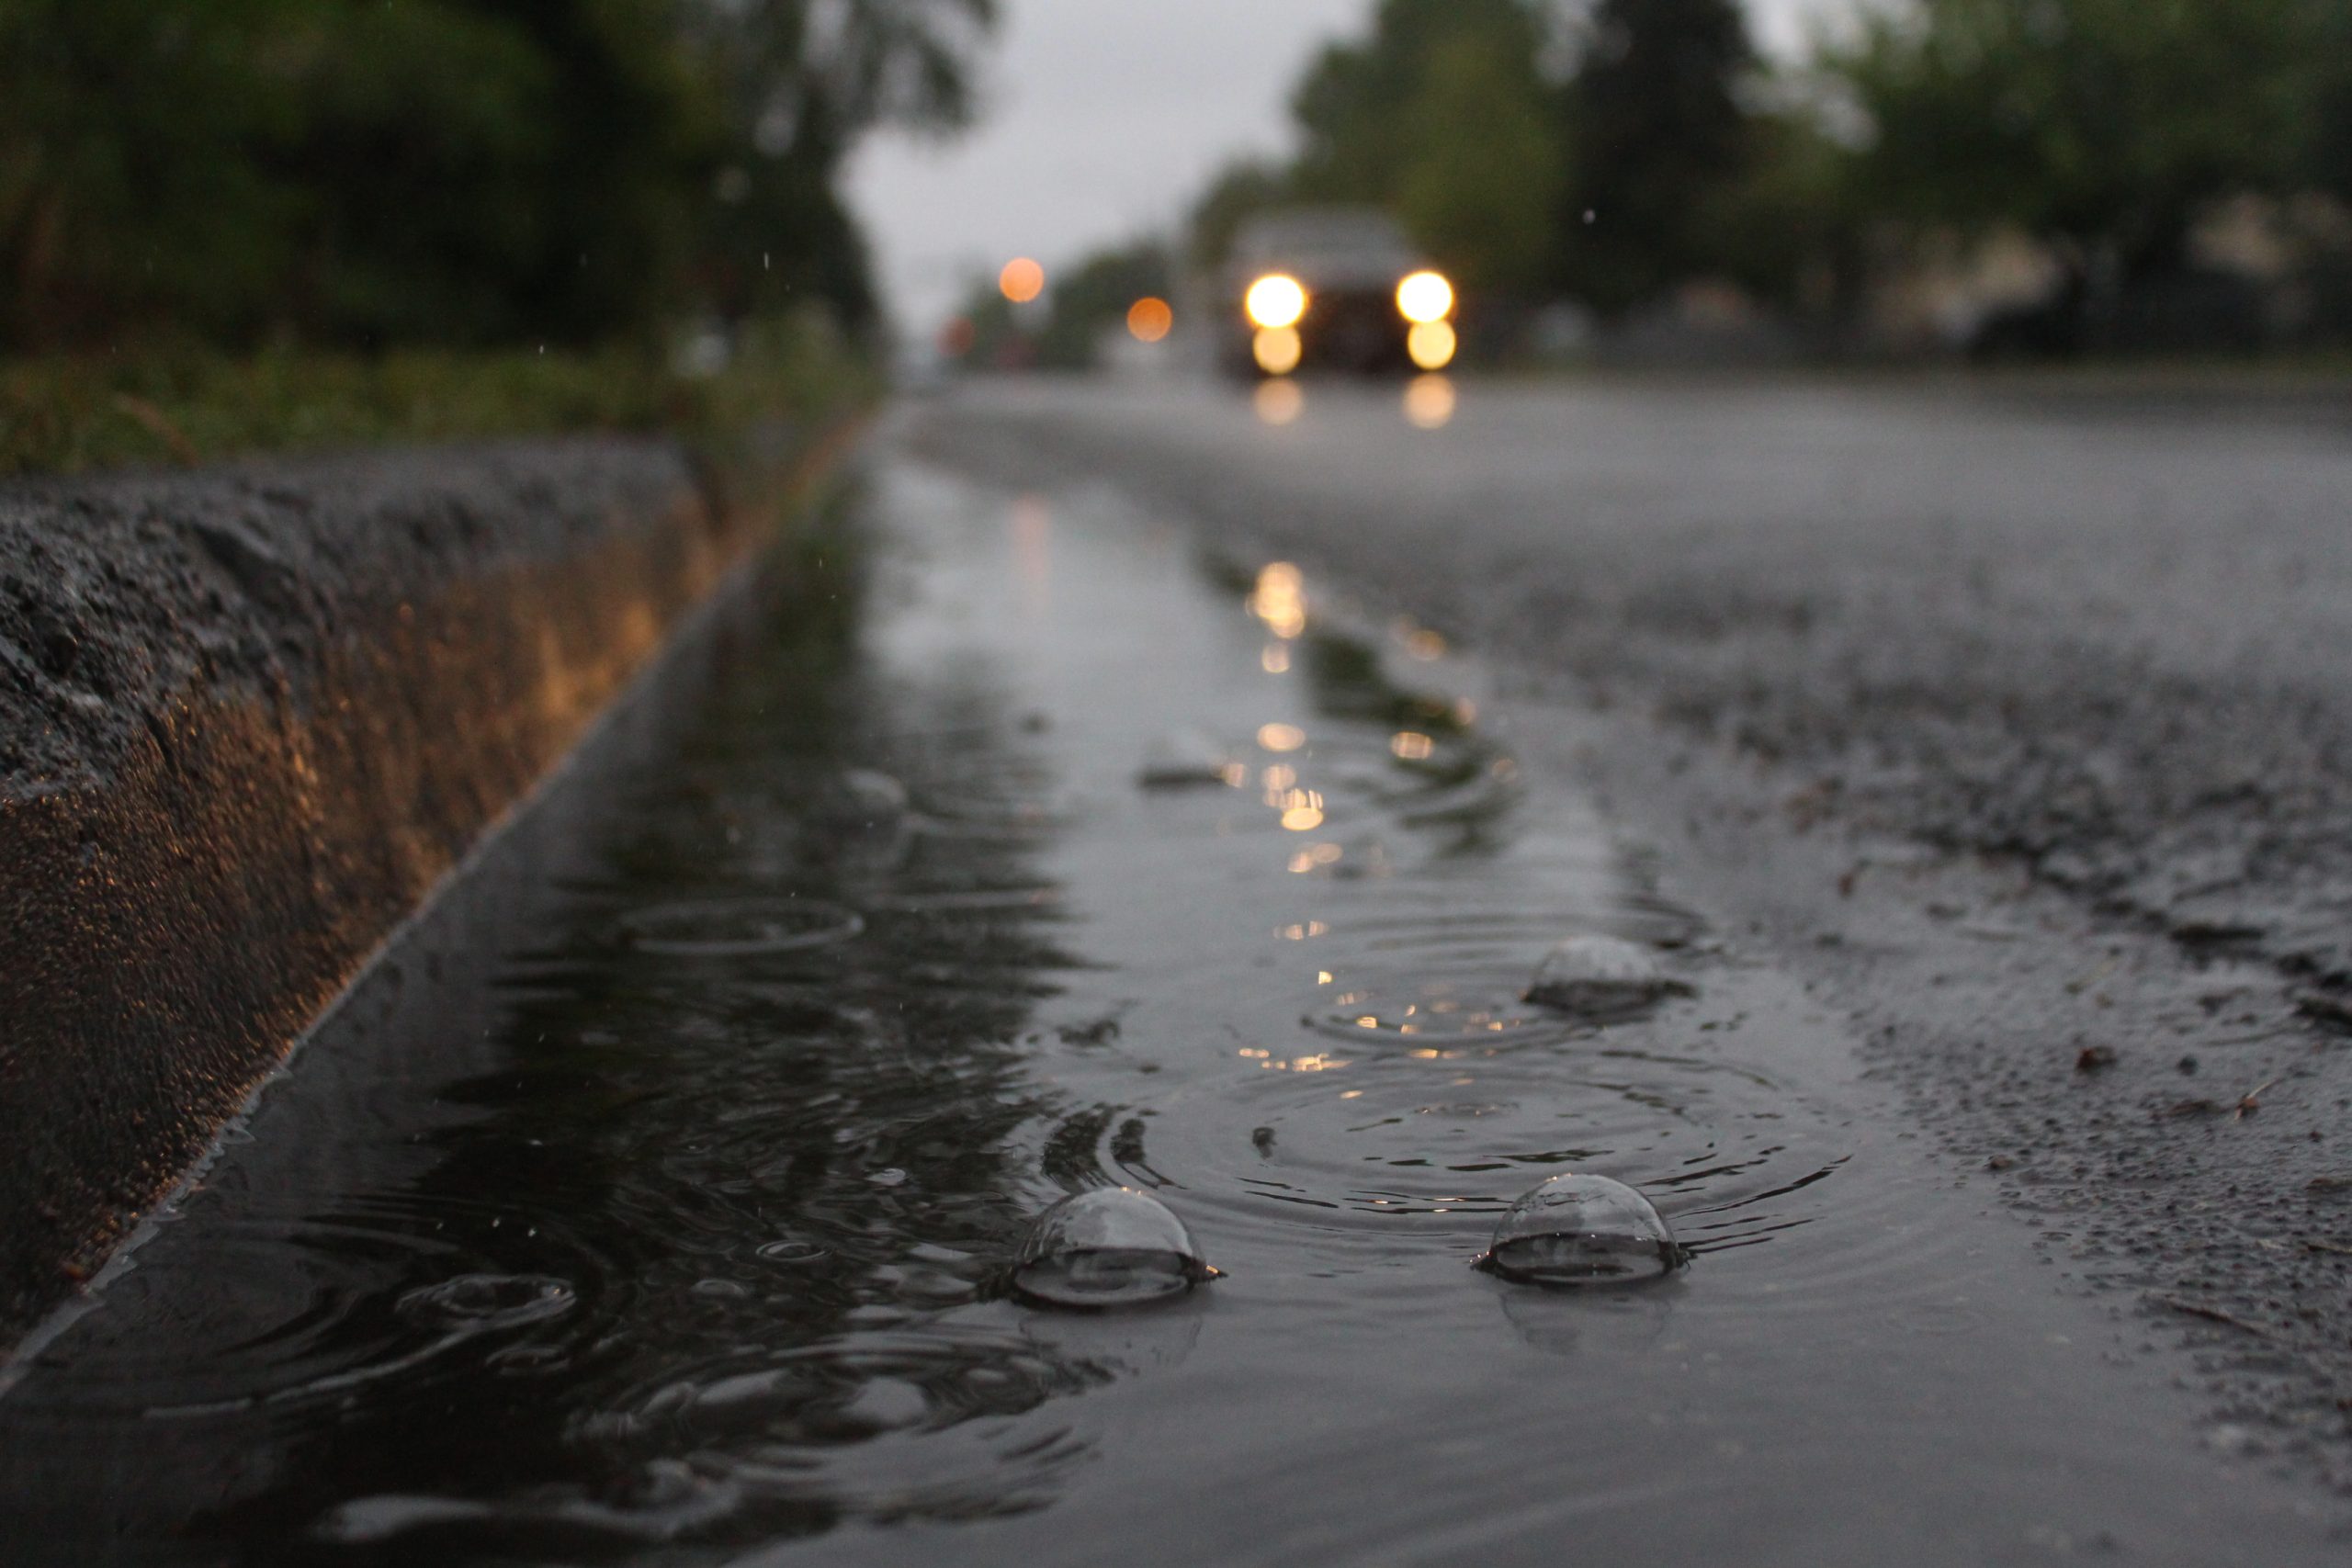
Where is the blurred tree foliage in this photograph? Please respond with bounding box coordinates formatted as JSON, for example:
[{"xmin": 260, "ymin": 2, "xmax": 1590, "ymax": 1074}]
[
  {"xmin": 1165, "ymin": 0, "xmax": 2352, "ymax": 349},
  {"xmin": 1395, "ymin": 29, "xmax": 1564, "ymax": 294},
  {"xmin": 1555, "ymin": 0, "xmax": 1758, "ymax": 314},
  {"xmin": 1190, "ymin": 0, "xmax": 1766, "ymax": 314},
  {"xmin": 1290, "ymin": 0, "xmax": 1561, "ymax": 295},
  {"xmin": 0, "ymin": 0, "xmax": 994, "ymax": 353},
  {"xmin": 1830, "ymin": 0, "xmax": 2330, "ymax": 282},
  {"xmin": 1030, "ymin": 243, "xmax": 1170, "ymax": 368},
  {"xmin": 941, "ymin": 242, "xmax": 1172, "ymax": 372},
  {"xmin": 1188, "ymin": 159, "xmax": 1293, "ymax": 276}
]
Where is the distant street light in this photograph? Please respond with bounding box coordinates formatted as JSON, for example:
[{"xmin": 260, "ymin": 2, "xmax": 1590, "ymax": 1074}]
[
  {"xmin": 1000, "ymin": 257, "xmax": 1046, "ymax": 303},
  {"xmin": 1127, "ymin": 297, "xmax": 1174, "ymax": 343}
]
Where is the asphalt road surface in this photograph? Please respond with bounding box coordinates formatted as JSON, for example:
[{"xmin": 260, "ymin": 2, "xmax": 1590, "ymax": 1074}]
[{"xmin": 912, "ymin": 371, "xmax": 2352, "ymax": 1512}]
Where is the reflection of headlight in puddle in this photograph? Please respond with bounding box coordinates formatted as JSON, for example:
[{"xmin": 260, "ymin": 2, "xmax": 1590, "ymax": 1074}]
[
  {"xmin": 1253, "ymin": 378, "xmax": 1304, "ymax": 425},
  {"xmin": 1245, "ymin": 273, "xmax": 1308, "ymax": 329},
  {"xmin": 1407, "ymin": 320, "xmax": 1457, "ymax": 371},
  {"xmin": 1252, "ymin": 326, "xmax": 1303, "ymax": 376},
  {"xmin": 1403, "ymin": 373, "xmax": 1455, "ymax": 429}
]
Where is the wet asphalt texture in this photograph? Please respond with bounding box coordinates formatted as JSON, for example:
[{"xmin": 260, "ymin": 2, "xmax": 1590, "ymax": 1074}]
[{"xmin": 913, "ymin": 375, "xmax": 2352, "ymax": 1502}]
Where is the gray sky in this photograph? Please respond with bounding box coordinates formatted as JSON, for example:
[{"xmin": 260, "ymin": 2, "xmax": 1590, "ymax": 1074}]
[{"xmin": 845, "ymin": 0, "xmax": 1846, "ymax": 338}]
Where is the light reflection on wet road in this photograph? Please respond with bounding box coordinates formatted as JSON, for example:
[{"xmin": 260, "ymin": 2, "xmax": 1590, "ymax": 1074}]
[{"xmin": 0, "ymin": 453, "xmax": 2339, "ymax": 1565}]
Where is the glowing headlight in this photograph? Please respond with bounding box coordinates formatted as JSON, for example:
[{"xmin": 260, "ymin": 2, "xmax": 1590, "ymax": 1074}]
[
  {"xmin": 1245, "ymin": 274, "xmax": 1308, "ymax": 331},
  {"xmin": 1396, "ymin": 270, "xmax": 1454, "ymax": 324}
]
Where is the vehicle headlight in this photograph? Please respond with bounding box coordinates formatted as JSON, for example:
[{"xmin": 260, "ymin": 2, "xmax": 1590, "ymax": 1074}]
[
  {"xmin": 1245, "ymin": 274, "xmax": 1308, "ymax": 331},
  {"xmin": 1396, "ymin": 270, "xmax": 1454, "ymax": 324}
]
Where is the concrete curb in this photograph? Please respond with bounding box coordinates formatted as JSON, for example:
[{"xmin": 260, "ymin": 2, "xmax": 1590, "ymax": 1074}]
[{"xmin": 0, "ymin": 428, "xmax": 849, "ymax": 1341}]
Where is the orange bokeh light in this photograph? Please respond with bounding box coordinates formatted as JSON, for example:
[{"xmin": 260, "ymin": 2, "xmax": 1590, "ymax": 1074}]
[
  {"xmin": 1127, "ymin": 296, "xmax": 1174, "ymax": 343},
  {"xmin": 999, "ymin": 256, "xmax": 1046, "ymax": 303}
]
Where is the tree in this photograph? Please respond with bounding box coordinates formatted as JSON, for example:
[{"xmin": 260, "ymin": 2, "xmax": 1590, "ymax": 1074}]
[
  {"xmin": 1395, "ymin": 30, "xmax": 1565, "ymax": 294},
  {"xmin": 0, "ymin": 0, "xmax": 303, "ymax": 348},
  {"xmin": 1188, "ymin": 159, "xmax": 1292, "ymax": 274},
  {"xmin": 0, "ymin": 0, "xmax": 1001, "ymax": 352},
  {"xmin": 1290, "ymin": 0, "xmax": 1550, "ymax": 201},
  {"xmin": 1830, "ymin": 0, "xmax": 2324, "ymax": 283},
  {"xmin": 1281, "ymin": 0, "xmax": 1563, "ymax": 293},
  {"xmin": 289, "ymin": 0, "xmax": 707, "ymax": 348},
  {"xmin": 685, "ymin": 0, "xmax": 999, "ymax": 330},
  {"xmin": 1555, "ymin": 0, "xmax": 1758, "ymax": 316},
  {"xmin": 1033, "ymin": 243, "xmax": 1171, "ymax": 368}
]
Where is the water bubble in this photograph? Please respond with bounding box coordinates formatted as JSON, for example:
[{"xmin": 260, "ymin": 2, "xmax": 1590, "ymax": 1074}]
[
  {"xmin": 833, "ymin": 1377, "xmax": 930, "ymax": 1432},
  {"xmin": 1476, "ymin": 1174, "xmax": 1682, "ymax": 1287},
  {"xmin": 1010, "ymin": 1188, "xmax": 1220, "ymax": 1310},
  {"xmin": 1523, "ymin": 934, "xmax": 1693, "ymax": 1022},
  {"xmin": 395, "ymin": 1274, "xmax": 578, "ymax": 1333},
  {"xmin": 819, "ymin": 768, "xmax": 910, "ymax": 831},
  {"xmin": 1137, "ymin": 728, "xmax": 1243, "ymax": 789}
]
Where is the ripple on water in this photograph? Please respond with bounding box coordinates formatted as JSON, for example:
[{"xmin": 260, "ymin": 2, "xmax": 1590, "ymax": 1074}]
[
  {"xmin": 395, "ymin": 1274, "xmax": 578, "ymax": 1332},
  {"xmin": 1304, "ymin": 974, "xmax": 1588, "ymax": 1050},
  {"xmin": 1080, "ymin": 1045, "xmax": 1844, "ymax": 1261},
  {"xmin": 20, "ymin": 1197, "xmax": 626, "ymax": 1421},
  {"xmin": 620, "ymin": 897, "xmax": 865, "ymax": 957},
  {"xmin": 476, "ymin": 1314, "xmax": 1114, "ymax": 1542},
  {"xmin": 906, "ymin": 754, "xmax": 1082, "ymax": 841},
  {"xmin": 315, "ymin": 1461, "xmax": 744, "ymax": 1549}
]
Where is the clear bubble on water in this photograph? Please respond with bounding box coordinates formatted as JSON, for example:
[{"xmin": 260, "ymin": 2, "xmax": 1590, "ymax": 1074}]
[
  {"xmin": 1137, "ymin": 728, "xmax": 1244, "ymax": 789},
  {"xmin": 1523, "ymin": 934, "xmax": 1693, "ymax": 1022},
  {"xmin": 821, "ymin": 768, "xmax": 910, "ymax": 829},
  {"xmin": 1010, "ymin": 1187, "xmax": 1220, "ymax": 1310},
  {"xmin": 1476, "ymin": 1173, "xmax": 1683, "ymax": 1287}
]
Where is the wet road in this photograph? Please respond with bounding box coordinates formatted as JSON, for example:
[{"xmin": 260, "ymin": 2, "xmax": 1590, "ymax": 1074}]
[
  {"xmin": 914, "ymin": 375, "xmax": 2352, "ymax": 1511},
  {"xmin": 6, "ymin": 446, "xmax": 2346, "ymax": 1563},
  {"xmin": 10, "ymin": 388, "xmax": 2352, "ymax": 1562}
]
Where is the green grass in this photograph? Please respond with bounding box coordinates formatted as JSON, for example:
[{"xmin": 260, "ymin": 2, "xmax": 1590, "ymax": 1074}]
[{"xmin": 0, "ymin": 322, "xmax": 882, "ymax": 479}]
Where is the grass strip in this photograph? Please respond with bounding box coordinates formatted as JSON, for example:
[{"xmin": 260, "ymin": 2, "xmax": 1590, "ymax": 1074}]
[{"xmin": 0, "ymin": 322, "xmax": 880, "ymax": 479}]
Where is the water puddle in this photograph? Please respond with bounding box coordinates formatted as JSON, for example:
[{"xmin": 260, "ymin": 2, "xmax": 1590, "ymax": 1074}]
[{"xmin": 0, "ymin": 457, "xmax": 2335, "ymax": 1563}]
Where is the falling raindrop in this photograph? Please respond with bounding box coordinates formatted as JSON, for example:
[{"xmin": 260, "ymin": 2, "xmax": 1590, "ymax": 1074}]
[
  {"xmin": 1523, "ymin": 934, "xmax": 1693, "ymax": 1022},
  {"xmin": 1476, "ymin": 1174, "xmax": 1682, "ymax": 1287},
  {"xmin": 1010, "ymin": 1188, "xmax": 1221, "ymax": 1310}
]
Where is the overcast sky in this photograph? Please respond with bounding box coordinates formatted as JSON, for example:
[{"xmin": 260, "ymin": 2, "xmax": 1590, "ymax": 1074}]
[{"xmin": 845, "ymin": 0, "xmax": 1847, "ymax": 338}]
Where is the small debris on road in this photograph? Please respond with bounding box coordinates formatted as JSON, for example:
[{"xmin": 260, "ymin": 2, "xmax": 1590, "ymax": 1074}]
[
  {"xmin": 2293, "ymin": 993, "xmax": 2352, "ymax": 1034},
  {"xmin": 2151, "ymin": 1295, "xmax": 2279, "ymax": 1341}
]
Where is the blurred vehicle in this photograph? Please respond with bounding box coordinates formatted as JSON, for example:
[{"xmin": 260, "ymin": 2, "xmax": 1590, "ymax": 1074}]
[{"xmin": 1220, "ymin": 208, "xmax": 1458, "ymax": 378}]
